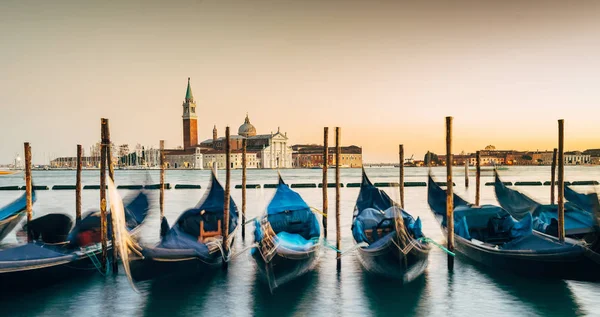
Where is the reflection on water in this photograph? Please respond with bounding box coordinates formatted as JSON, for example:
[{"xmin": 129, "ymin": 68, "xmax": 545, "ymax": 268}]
[
  {"xmin": 0, "ymin": 167, "xmax": 599, "ymax": 316},
  {"xmin": 252, "ymin": 271, "xmax": 319, "ymax": 317},
  {"xmin": 360, "ymin": 270, "xmax": 426, "ymax": 317},
  {"xmin": 139, "ymin": 271, "xmax": 223, "ymax": 317}
]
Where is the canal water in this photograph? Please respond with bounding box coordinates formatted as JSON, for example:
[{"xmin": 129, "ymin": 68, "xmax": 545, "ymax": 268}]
[{"xmin": 0, "ymin": 166, "xmax": 599, "ymax": 317}]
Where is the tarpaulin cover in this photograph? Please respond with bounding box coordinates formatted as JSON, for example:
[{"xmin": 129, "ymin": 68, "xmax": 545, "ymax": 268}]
[
  {"xmin": 266, "ymin": 176, "xmax": 310, "ymax": 215},
  {"xmin": 275, "ymin": 232, "xmax": 318, "ymax": 252},
  {"xmin": 0, "ymin": 243, "xmax": 73, "ymax": 261},
  {"xmin": 494, "ymin": 174, "xmax": 595, "ymax": 234},
  {"xmin": 255, "ymin": 175, "xmax": 320, "ymax": 244},
  {"xmin": 565, "ymin": 185, "xmax": 600, "ymax": 214},
  {"xmin": 150, "ymin": 170, "xmax": 238, "ymax": 261},
  {"xmin": 452, "ymin": 205, "xmax": 533, "ymax": 240},
  {"xmin": 427, "ymin": 174, "xmax": 469, "ymax": 218},
  {"xmin": 0, "ymin": 190, "xmax": 36, "ymax": 221},
  {"xmin": 176, "ymin": 172, "xmax": 238, "ymax": 235},
  {"xmin": 68, "ymin": 190, "xmax": 151, "ymax": 245},
  {"xmin": 352, "ymin": 170, "xmax": 423, "ymax": 245}
]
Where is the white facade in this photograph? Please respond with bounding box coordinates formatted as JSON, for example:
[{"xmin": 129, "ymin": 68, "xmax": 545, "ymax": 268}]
[
  {"xmin": 565, "ymin": 153, "xmax": 591, "ymax": 165},
  {"xmin": 256, "ymin": 132, "xmax": 293, "ymax": 169},
  {"xmin": 469, "ymin": 156, "xmax": 504, "ymax": 166},
  {"xmin": 203, "ymin": 152, "xmax": 258, "ymax": 169},
  {"xmin": 164, "ymin": 148, "xmax": 203, "ymax": 169}
]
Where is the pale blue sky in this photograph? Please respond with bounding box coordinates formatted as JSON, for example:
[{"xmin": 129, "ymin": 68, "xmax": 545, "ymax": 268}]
[{"xmin": 1, "ymin": 0, "xmax": 599, "ymax": 163}]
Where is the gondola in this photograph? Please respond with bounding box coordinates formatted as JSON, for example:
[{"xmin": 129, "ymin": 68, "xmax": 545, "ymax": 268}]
[
  {"xmin": 351, "ymin": 170, "xmax": 430, "ymax": 283},
  {"xmin": 126, "ymin": 170, "xmax": 238, "ymax": 282},
  {"xmin": 251, "ymin": 175, "xmax": 321, "ymax": 291},
  {"xmin": 427, "ymin": 174, "xmax": 600, "ymax": 281},
  {"xmin": 494, "ymin": 173, "xmax": 598, "ymax": 242},
  {"xmin": 565, "ymin": 185, "xmax": 600, "ymax": 215},
  {"xmin": 0, "ymin": 190, "xmax": 35, "ymax": 242},
  {"xmin": 0, "ymin": 189, "xmax": 151, "ymax": 289}
]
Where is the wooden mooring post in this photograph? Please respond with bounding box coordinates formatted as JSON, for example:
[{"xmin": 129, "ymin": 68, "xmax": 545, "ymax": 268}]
[
  {"xmin": 335, "ymin": 127, "xmax": 341, "ymax": 270},
  {"xmin": 24, "ymin": 142, "xmax": 33, "ymax": 243},
  {"xmin": 445, "ymin": 117, "xmax": 454, "ymax": 270},
  {"xmin": 475, "ymin": 151, "xmax": 481, "ymax": 206},
  {"xmin": 242, "ymin": 138, "xmax": 247, "ymax": 240},
  {"xmin": 222, "ymin": 127, "xmax": 231, "ymax": 269},
  {"xmin": 322, "ymin": 127, "xmax": 329, "ymax": 238},
  {"xmin": 103, "ymin": 119, "xmax": 118, "ymax": 274},
  {"xmin": 399, "ymin": 144, "xmax": 405, "ymax": 209},
  {"xmin": 160, "ymin": 140, "xmax": 165, "ymax": 237},
  {"xmin": 100, "ymin": 118, "xmax": 108, "ymax": 274},
  {"xmin": 551, "ymin": 148, "xmax": 558, "ymax": 205},
  {"xmin": 464, "ymin": 161, "xmax": 469, "ymax": 188},
  {"xmin": 557, "ymin": 120, "xmax": 565, "ymax": 242},
  {"xmin": 76, "ymin": 145, "xmax": 82, "ymax": 224}
]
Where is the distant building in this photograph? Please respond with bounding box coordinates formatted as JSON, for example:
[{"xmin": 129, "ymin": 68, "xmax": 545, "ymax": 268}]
[
  {"xmin": 50, "ymin": 156, "xmax": 101, "ymax": 168},
  {"xmin": 584, "ymin": 149, "xmax": 600, "ymax": 165},
  {"xmin": 202, "ymin": 150, "xmax": 259, "ymax": 169},
  {"xmin": 201, "ymin": 115, "xmax": 293, "ymax": 169},
  {"xmin": 164, "ymin": 147, "xmax": 203, "ymax": 169},
  {"xmin": 291, "ymin": 144, "xmax": 362, "ymax": 168},
  {"xmin": 565, "ymin": 151, "xmax": 591, "ymax": 165}
]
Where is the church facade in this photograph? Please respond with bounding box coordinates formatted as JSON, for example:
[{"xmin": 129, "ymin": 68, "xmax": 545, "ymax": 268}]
[{"xmin": 200, "ymin": 115, "xmax": 293, "ymax": 169}]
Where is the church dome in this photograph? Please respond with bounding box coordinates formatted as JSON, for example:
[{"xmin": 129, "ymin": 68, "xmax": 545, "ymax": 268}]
[{"xmin": 238, "ymin": 114, "xmax": 257, "ymax": 137}]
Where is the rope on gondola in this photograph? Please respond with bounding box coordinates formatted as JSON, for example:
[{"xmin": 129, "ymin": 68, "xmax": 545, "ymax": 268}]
[
  {"xmin": 322, "ymin": 239, "xmax": 368, "ymax": 256},
  {"xmin": 82, "ymin": 246, "xmax": 107, "ymax": 276},
  {"xmin": 418, "ymin": 237, "xmax": 455, "ymax": 257}
]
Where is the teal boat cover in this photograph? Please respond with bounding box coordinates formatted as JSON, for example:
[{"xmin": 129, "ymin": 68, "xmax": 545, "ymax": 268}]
[
  {"xmin": 267, "ymin": 176, "xmax": 310, "ymax": 215},
  {"xmin": 565, "ymin": 185, "xmax": 600, "ymax": 214},
  {"xmin": 352, "ymin": 171, "xmax": 423, "ymax": 245},
  {"xmin": 494, "ymin": 174, "xmax": 595, "ymax": 235},
  {"xmin": 427, "ymin": 175, "xmax": 533, "ymax": 241},
  {"xmin": 254, "ymin": 175, "xmax": 320, "ymax": 252},
  {"xmin": 0, "ymin": 190, "xmax": 36, "ymax": 221}
]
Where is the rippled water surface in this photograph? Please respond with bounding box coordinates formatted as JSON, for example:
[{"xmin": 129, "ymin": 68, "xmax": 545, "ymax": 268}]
[{"xmin": 0, "ymin": 166, "xmax": 599, "ymax": 317}]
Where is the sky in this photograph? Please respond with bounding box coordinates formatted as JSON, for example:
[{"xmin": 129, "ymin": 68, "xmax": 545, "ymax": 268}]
[{"xmin": 1, "ymin": 0, "xmax": 599, "ymax": 164}]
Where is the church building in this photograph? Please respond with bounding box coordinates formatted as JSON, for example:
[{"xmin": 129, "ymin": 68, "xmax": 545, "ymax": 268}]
[
  {"xmin": 164, "ymin": 78, "xmax": 293, "ymax": 169},
  {"xmin": 200, "ymin": 114, "xmax": 293, "ymax": 169}
]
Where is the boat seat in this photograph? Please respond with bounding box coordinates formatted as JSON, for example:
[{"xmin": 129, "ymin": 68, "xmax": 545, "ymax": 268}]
[
  {"xmin": 486, "ymin": 215, "xmax": 512, "ymax": 244},
  {"xmin": 364, "ymin": 228, "xmax": 393, "ymax": 243},
  {"xmin": 199, "ymin": 219, "xmax": 222, "ymax": 243}
]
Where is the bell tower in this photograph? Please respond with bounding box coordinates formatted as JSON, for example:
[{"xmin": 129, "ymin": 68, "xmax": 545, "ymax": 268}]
[{"xmin": 182, "ymin": 77, "xmax": 198, "ymax": 148}]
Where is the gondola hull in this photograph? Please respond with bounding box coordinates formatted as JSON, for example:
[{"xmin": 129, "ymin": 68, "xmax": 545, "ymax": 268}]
[
  {"xmin": 0, "ymin": 245, "xmax": 103, "ymax": 289},
  {"xmin": 356, "ymin": 233, "xmax": 430, "ymax": 283},
  {"xmin": 447, "ymin": 227, "xmax": 600, "ymax": 281},
  {"xmin": 252, "ymin": 244, "xmax": 320, "ymax": 291}
]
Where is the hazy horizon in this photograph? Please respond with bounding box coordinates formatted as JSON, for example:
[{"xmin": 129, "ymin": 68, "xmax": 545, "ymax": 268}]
[{"xmin": 2, "ymin": 0, "xmax": 599, "ymax": 164}]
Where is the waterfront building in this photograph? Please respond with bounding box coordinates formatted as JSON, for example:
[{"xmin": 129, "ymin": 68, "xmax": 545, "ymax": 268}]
[
  {"xmin": 50, "ymin": 156, "xmax": 101, "ymax": 168},
  {"xmin": 164, "ymin": 147, "xmax": 203, "ymax": 169},
  {"xmin": 565, "ymin": 151, "xmax": 591, "ymax": 165},
  {"xmin": 291, "ymin": 144, "xmax": 363, "ymax": 168},
  {"xmin": 202, "ymin": 150, "xmax": 259, "ymax": 169}
]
